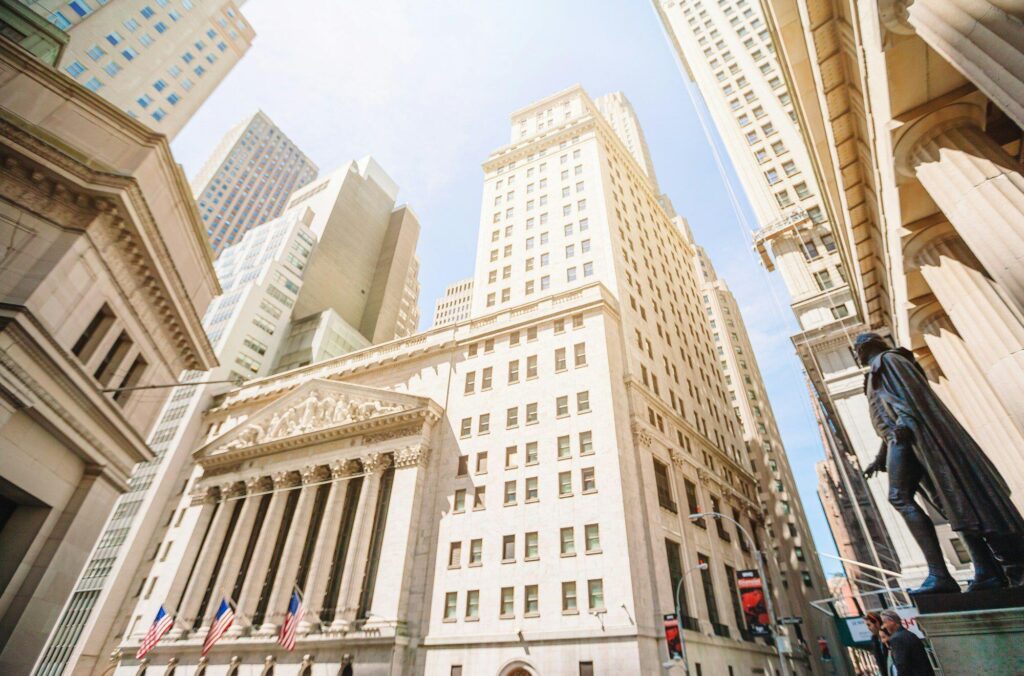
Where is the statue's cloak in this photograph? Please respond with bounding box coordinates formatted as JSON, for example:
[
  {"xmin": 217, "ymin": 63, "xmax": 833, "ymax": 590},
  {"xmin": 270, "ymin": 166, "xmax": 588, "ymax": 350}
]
[{"xmin": 866, "ymin": 348, "xmax": 1024, "ymax": 536}]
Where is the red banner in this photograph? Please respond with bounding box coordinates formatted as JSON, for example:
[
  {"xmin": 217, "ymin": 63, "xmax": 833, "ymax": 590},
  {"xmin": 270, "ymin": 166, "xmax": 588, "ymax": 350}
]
[
  {"xmin": 663, "ymin": 613, "xmax": 684, "ymax": 660},
  {"xmin": 737, "ymin": 569, "xmax": 770, "ymax": 636}
]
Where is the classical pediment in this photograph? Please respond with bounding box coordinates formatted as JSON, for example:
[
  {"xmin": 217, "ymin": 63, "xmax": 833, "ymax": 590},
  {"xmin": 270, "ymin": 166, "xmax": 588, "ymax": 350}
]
[{"xmin": 196, "ymin": 379, "xmax": 437, "ymax": 465}]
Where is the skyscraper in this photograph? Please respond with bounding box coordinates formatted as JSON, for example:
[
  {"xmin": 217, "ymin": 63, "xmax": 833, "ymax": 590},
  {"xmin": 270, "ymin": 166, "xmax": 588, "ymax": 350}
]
[
  {"xmin": 432, "ymin": 278, "xmax": 473, "ymax": 327},
  {"xmin": 192, "ymin": 110, "xmax": 318, "ymax": 256},
  {"xmin": 594, "ymin": 92, "xmax": 660, "ymax": 192},
  {"xmin": 691, "ymin": 237, "xmax": 845, "ymax": 672},
  {"xmin": 651, "ymin": 0, "xmax": 969, "ymax": 588},
  {"xmin": 21, "ymin": 0, "xmax": 255, "ymax": 138},
  {"xmin": 109, "ymin": 85, "xmax": 828, "ymax": 676},
  {"xmin": 35, "ymin": 156, "xmax": 422, "ymax": 676}
]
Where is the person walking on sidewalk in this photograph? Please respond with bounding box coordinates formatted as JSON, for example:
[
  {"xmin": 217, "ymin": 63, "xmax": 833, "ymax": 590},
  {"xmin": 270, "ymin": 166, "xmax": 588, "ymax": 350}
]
[{"xmin": 880, "ymin": 609, "xmax": 934, "ymax": 676}]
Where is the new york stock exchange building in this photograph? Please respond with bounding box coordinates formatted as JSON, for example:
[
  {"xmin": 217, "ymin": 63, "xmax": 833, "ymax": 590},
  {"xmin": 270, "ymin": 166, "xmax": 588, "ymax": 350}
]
[{"xmin": 114, "ymin": 283, "xmax": 775, "ymax": 676}]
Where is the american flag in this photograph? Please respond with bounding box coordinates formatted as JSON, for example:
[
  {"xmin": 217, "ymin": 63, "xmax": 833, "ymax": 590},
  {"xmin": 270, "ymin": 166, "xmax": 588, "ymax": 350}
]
[
  {"xmin": 135, "ymin": 605, "xmax": 174, "ymax": 659},
  {"xmin": 278, "ymin": 589, "xmax": 304, "ymax": 651},
  {"xmin": 200, "ymin": 598, "xmax": 234, "ymax": 656}
]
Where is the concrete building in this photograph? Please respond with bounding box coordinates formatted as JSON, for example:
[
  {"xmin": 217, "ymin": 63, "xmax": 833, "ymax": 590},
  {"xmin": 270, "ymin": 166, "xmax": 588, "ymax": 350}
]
[
  {"xmin": 0, "ymin": 32, "xmax": 218, "ymax": 675},
  {"xmin": 191, "ymin": 110, "xmax": 318, "ymax": 256},
  {"xmin": 33, "ymin": 156, "xmax": 421, "ymax": 675},
  {"xmin": 106, "ymin": 85, "xmax": 821, "ymax": 676},
  {"xmin": 20, "ymin": 0, "xmax": 254, "ymax": 139},
  {"xmin": 651, "ymin": 0, "xmax": 974, "ymax": 590},
  {"xmin": 432, "ymin": 278, "xmax": 473, "ymax": 327},
  {"xmin": 760, "ymin": 0, "xmax": 1024, "ymax": 586},
  {"xmin": 692, "ymin": 239, "xmax": 845, "ymax": 673}
]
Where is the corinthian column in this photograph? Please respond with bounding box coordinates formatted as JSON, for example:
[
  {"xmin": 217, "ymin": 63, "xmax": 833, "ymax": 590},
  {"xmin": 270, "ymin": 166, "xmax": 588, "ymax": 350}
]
[
  {"xmin": 880, "ymin": 0, "xmax": 1024, "ymax": 128},
  {"xmin": 906, "ymin": 225, "xmax": 1024, "ymax": 431},
  {"xmin": 258, "ymin": 465, "xmax": 328, "ymax": 636},
  {"xmin": 895, "ymin": 103, "xmax": 1024, "ymax": 312},
  {"xmin": 331, "ymin": 452, "xmax": 391, "ymax": 630},
  {"xmin": 911, "ymin": 302, "xmax": 1024, "ymax": 507},
  {"xmin": 297, "ymin": 460, "xmax": 356, "ymax": 633},
  {"xmin": 175, "ymin": 482, "xmax": 243, "ymax": 636}
]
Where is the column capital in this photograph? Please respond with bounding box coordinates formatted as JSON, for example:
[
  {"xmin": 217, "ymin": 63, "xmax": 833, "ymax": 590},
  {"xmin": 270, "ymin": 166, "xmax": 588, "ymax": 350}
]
[
  {"xmin": 330, "ymin": 459, "xmax": 360, "ymax": 479},
  {"xmin": 903, "ymin": 222, "xmax": 959, "ymax": 271},
  {"xmin": 878, "ymin": 0, "xmax": 917, "ymax": 34},
  {"xmin": 909, "ymin": 297, "xmax": 955, "ymax": 335},
  {"xmin": 301, "ymin": 464, "xmax": 328, "ymax": 484},
  {"xmin": 189, "ymin": 485, "xmax": 217, "ymax": 506},
  {"xmin": 393, "ymin": 444, "xmax": 430, "ymax": 469},
  {"xmin": 360, "ymin": 451, "xmax": 392, "ymax": 475},
  {"xmin": 219, "ymin": 481, "xmax": 245, "ymax": 499},
  {"xmin": 245, "ymin": 475, "xmax": 270, "ymax": 493},
  {"xmin": 893, "ymin": 102, "xmax": 985, "ymax": 178},
  {"xmin": 272, "ymin": 471, "xmax": 299, "ymax": 489}
]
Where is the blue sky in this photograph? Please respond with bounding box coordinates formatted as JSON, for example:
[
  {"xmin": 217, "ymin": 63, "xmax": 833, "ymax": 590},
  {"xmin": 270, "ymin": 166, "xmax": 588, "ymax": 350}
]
[{"xmin": 172, "ymin": 0, "xmax": 843, "ymax": 576}]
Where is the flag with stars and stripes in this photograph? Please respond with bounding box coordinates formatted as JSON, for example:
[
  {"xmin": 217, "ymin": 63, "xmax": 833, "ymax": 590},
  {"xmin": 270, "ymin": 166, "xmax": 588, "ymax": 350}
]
[
  {"xmin": 136, "ymin": 605, "xmax": 174, "ymax": 659},
  {"xmin": 200, "ymin": 598, "xmax": 234, "ymax": 656},
  {"xmin": 278, "ymin": 589, "xmax": 304, "ymax": 651}
]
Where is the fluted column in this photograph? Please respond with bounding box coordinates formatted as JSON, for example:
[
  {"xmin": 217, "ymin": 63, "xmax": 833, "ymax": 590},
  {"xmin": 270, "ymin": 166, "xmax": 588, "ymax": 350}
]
[
  {"xmin": 175, "ymin": 481, "xmax": 242, "ymax": 637},
  {"xmin": 907, "ymin": 225, "xmax": 1024, "ymax": 431},
  {"xmin": 895, "ymin": 103, "xmax": 1024, "ymax": 313},
  {"xmin": 911, "ymin": 303, "xmax": 1024, "ymax": 506},
  {"xmin": 231, "ymin": 472, "xmax": 296, "ymax": 633},
  {"xmin": 914, "ymin": 348, "xmax": 969, "ymax": 421},
  {"xmin": 258, "ymin": 465, "xmax": 328, "ymax": 635},
  {"xmin": 297, "ymin": 460, "xmax": 355, "ymax": 633},
  {"xmin": 332, "ymin": 452, "xmax": 390, "ymax": 630},
  {"xmin": 880, "ymin": 0, "xmax": 1024, "ymax": 128}
]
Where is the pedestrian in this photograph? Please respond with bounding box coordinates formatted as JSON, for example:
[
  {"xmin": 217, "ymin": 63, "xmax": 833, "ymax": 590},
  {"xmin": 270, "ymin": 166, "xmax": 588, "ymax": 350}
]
[
  {"xmin": 879, "ymin": 609, "xmax": 934, "ymax": 676},
  {"xmin": 864, "ymin": 612, "xmax": 888, "ymax": 675}
]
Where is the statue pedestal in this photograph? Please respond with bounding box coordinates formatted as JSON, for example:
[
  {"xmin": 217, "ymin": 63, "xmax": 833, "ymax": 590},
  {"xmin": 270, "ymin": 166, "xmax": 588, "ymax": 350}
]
[{"xmin": 915, "ymin": 587, "xmax": 1024, "ymax": 674}]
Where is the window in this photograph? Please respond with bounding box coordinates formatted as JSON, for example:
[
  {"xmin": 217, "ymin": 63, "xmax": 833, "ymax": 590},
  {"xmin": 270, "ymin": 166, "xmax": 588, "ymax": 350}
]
[
  {"xmin": 476, "ymin": 452, "xmax": 488, "ymax": 474},
  {"xmin": 666, "ymin": 539, "xmax": 688, "ymax": 618},
  {"xmin": 502, "ymin": 535, "xmax": 516, "ymax": 562},
  {"xmin": 525, "ymin": 531, "xmax": 539, "ymax": 559},
  {"xmin": 801, "ymin": 239, "xmax": 820, "ymax": 260},
  {"xmin": 802, "ymin": 571, "xmax": 814, "ymax": 588},
  {"xmin": 448, "ymin": 542, "xmax": 462, "ymax": 568},
  {"xmin": 506, "ymin": 446, "xmax": 518, "ymax": 469},
  {"xmin": 559, "ymin": 471, "xmax": 572, "ymax": 497},
  {"xmin": 507, "ymin": 407, "xmax": 519, "ymax": 428},
  {"xmin": 562, "ymin": 581, "xmax": 578, "ymax": 612},
  {"xmin": 579, "ymin": 431, "xmax": 593, "ymax": 455},
  {"xmin": 478, "ymin": 414, "xmax": 490, "ymax": 434},
  {"xmin": 466, "ymin": 590, "xmax": 480, "ymax": 620},
  {"xmin": 557, "ymin": 435, "xmax": 571, "ymax": 460},
  {"xmin": 577, "ymin": 391, "xmax": 590, "ymax": 413},
  {"xmin": 560, "ymin": 527, "xmax": 576, "ymax": 555},
  {"xmin": 524, "ymin": 584, "xmax": 539, "ymax": 615},
  {"xmin": 526, "ymin": 355, "xmax": 538, "ymax": 378},
  {"xmin": 555, "ymin": 347, "xmax": 567, "ymax": 371},
  {"xmin": 526, "ymin": 441, "xmax": 538, "ymax": 464},
  {"xmin": 654, "ymin": 459, "xmax": 677, "ymax": 512},
  {"xmin": 587, "ymin": 579, "xmax": 605, "ymax": 610},
  {"xmin": 574, "ymin": 343, "xmax": 586, "ymax": 366},
  {"xmin": 469, "ymin": 538, "xmax": 483, "ymax": 565},
  {"xmin": 504, "ymin": 480, "xmax": 517, "ymax": 505},
  {"xmin": 698, "ymin": 554, "xmax": 723, "ymax": 630},
  {"xmin": 822, "ymin": 233, "xmax": 837, "ymax": 252},
  {"xmin": 553, "ymin": 396, "xmax": 569, "ymax": 418},
  {"xmin": 525, "ymin": 477, "xmax": 538, "ymax": 502},
  {"xmin": 581, "ymin": 467, "xmax": 596, "ymax": 493},
  {"xmin": 500, "ymin": 587, "xmax": 514, "ymax": 617},
  {"xmin": 814, "ymin": 270, "xmax": 833, "ymax": 290},
  {"xmin": 831, "ymin": 304, "xmax": 850, "ymax": 319},
  {"xmin": 508, "ymin": 360, "xmax": 520, "ymax": 383},
  {"xmin": 460, "ymin": 418, "xmax": 472, "ymax": 438},
  {"xmin": 444, "ymin": 592, "xmax": 457, "ymax": 620},
  {"xmin": 473, "ymin": 486, "xmax": 486, "ymax": 510},
  {"xmin": 65, "ymin": 61, "xmax": 86, "ymax": 78},
  {"xmin": 454, "ymin": 489, "xmax": 466, "ymax": 513},
  {"xmin": 685, "ymin": 480, "xmax": 704, "ymax": 527},
  {"xmin": 73, "ymin": 304, "xmax": 115, "ymax": 360},
  {"xmin": 585, "ymin": 524, "xmax": 601, "ymax": 553},
  {"xmin": 481, "ymin": 367, "xmax": 493, "ymax": 390}
]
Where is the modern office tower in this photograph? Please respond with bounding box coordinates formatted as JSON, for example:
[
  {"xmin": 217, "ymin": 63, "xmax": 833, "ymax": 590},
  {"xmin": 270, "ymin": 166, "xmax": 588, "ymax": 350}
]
[
  {"xmin": 691, "ymin": 239, "xmax": 844, "ymax": 672},
  {"xmin": 651, "ymin": 0, "xmax": 971, "ymax": 589},
  {"xmin": 35, "ymin": 156, "xmax": 422, "ymax": 676},
  {"xmin": 22, "ymin": 0, "xmax": 254, "ymax": 138},
  {"xmin": 432, "ymin": 278, "xmax": 474, "ymax": 327},
  {"xmin": 0, "ymin": 34, "xmax": 218, "ymax": 675},
  {"xmin": 762, "ymin": 0, "xmax": 1024, "ymax": 579},
  {"xmin": 192, "ymin": 110, "xmax": 318, "ymax": 256},
  {"xmin": 110, "ymin": 85, "xmax": 825, "ymax": 676}
]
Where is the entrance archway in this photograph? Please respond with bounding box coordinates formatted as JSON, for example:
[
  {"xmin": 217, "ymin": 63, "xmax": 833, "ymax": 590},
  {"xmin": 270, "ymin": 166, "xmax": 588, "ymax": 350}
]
[{"xmin": 498, "ymin": 660, "xmax": 537, "ymax": 676}]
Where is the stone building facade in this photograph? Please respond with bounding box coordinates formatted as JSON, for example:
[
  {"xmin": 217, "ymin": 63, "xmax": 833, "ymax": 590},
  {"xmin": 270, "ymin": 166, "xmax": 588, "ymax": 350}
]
[
  {"xmin": 0, "ymin": 34, "xmax": 218, "ymax": 674},
  {"xmin": 109, "ymin": 85, "xmax": 813, "ymax": 676},
  {"xmin": 760, "ymin": 0, "xmax": 1024, "ymax": 585}
]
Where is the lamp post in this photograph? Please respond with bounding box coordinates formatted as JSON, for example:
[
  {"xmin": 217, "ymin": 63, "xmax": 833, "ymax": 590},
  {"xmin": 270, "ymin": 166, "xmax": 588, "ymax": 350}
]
[
  {"xmin": 664, "ymin": 561, "xmax": 709, "ymax": 673},
  {"xmin": 689, "ymin": 510, "xmax": 791, "ymax": 676}
]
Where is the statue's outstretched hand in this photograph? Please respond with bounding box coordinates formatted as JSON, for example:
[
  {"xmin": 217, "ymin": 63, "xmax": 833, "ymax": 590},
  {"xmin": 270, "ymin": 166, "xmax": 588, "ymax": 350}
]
[{"xmin": 863, "ymin": 460, "xmax": 881, "ymax": 479}]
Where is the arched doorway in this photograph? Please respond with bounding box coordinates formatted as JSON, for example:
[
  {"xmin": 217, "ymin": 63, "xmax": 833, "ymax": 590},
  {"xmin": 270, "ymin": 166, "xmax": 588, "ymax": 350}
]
[{"xmin": 498, "ymin": 661, "xmax": 537, "ymax": 676}]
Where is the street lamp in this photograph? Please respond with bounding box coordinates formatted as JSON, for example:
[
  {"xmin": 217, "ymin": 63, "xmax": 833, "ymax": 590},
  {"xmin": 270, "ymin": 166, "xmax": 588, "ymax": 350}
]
[
  {"xmin": 688, "ymin": 511, "xmax": 791, "ymax": 676},
  {"xmin": 664, "ymin": 561, "xmax": 709, "ymax": 673}
]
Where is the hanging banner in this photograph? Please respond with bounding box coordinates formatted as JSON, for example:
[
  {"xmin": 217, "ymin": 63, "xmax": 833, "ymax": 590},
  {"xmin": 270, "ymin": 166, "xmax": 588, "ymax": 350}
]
[
  {"xmin": 662, "ymin": 613, "xmax": 684, "ymax": 660},
  {"xmin": 736, "ymin": 569, "xmax": 770, "ymax": 636}
]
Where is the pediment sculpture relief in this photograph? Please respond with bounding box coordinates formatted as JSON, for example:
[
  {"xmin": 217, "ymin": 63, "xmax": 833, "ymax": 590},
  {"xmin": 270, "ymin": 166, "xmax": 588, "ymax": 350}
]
[{"xmin": 217, "ymin": 389, "xmax": 406, "ymax": 452}]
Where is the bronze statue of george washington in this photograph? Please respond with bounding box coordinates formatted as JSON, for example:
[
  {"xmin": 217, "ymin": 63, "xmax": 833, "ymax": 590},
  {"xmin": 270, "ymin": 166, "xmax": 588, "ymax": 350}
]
[{"xmin": 856, "ymin": 332, "xmax": 1024, "ymax": 595}]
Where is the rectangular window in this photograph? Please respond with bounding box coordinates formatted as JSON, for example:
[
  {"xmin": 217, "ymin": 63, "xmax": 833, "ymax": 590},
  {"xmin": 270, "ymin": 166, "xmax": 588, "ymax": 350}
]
[
  {"xmin": 504, "ymin": 480, "xmax": 517, "ymax": 505},
  {"xmin": 526, "ymin": 355, "xmax": 538, "ymax": 378},
  {"xmin": 556, "ymin": 396, "xmax": 569, "ymax": 417},
  {"xmin": 507, "ymin": 407, "xmax": 519, "ymax": 428},
  {"xmin": 525, "ymin": 476, "xmax": 538, "ymax": 501},
  {"xmin": 555, "ymin": 347, "xmax": 567, "ymax": 371},
  {"xmin": 654, "ymin": 459, "xmax": 677, "ymax": 512},
  {"xmin": 473, "ymin": 486, "xmax": 486, "ymax": 510},
  {"xmin": 557, "ymin": 435, "xmax": 571, "ymax": 459},
  {"xmin": 560, "ymin": 527, "xmax": 576, "ymax": 555},
  {"xmin": 577, "ymin": 391, "xmax": 590, "ymax": 413},
  {"xmin": 526, "ymin": 441, "xmax": 538, "ymax": 464},
  {"xmin": 585, "ymin": 523, "xmax": 600, "ymax": 553},
  {"xmin": 559, "ymin": 471, "xmax": 572, "ymax": 497},
  {"xmin": 562, "ymin": 581, "xmax": 578, "ymax": 612},
  {"xmin": 448, "ymin": 541, "xmax": 462, "ymax": 568},
  {"xmin": 699, "ymin": 554, "xmax": 722, "ymax": 628},
  {"xmin": 524, "ymin": 584, "xmax": 539, "ymax": 615},
  {"xmin": 525, "ymin": 531, "xmax": 539, "ymax": 559},
  {"xmin": 574, "ymin": 343, "xmax": 587, "ymax": 366},
  {"xmin": 685, "ymin": 479, "xmax": 704, "ymax": 527},
  {"xmin": 478, "ymin": 413, "xmax": 490, "ymax": 434},
  {"xmin": 454, "ymin": 489, "xmax": 466, "ymax": 513},
  {"xmin": 502, "ymin": 535, "xmax": 516, "ymax": 562},
  {"xmin": 588, "ymin": 579, "xmax": 605, "ymax": 610},
  {"xmin": 581, "ymin": 467, "xmax": 596, "ymax": 493},
  {"xmin": 457, "ymin": 455, "xmax": 469, "ymax": 477},
  {"xmin": 444, "ymin": 592, "xmax": 457, "ymax": 620},
  {"xmin": 460, "ymin": 418, "xmax": 472, "ymax": 438},
  {"xmin": 464, "ymin": 371, "xmax": 476, "ymax": 394},
  {"xmin": 466, "ymin": 590, "xmax": 480, "ymax": 619},
  {"xmin": 500, "ymin": 587, "xmax": 514, "ymax": 617},
  {"xmin": 469, "ymin": 538, "xmax": 483, "ymax": 565},
  {"xmin": 508, "ymin": 360, "xmax": 520, "ymax": 383},
  {"xmin": 476, "ymin": 452, "xmax": 488, "ymax": 474},
  {"xmin": 579, "ymin": 431, "xmax": 593, "ymax": 455},
  {"xmin": 506, "ymin": 445, "xmax": 518, "ymax": 469}
]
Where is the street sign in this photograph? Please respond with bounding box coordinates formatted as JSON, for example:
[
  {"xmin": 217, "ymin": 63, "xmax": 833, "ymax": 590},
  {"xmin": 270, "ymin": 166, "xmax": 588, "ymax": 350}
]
[{"xmin": 780, "ymin": 616, "xmax": 803, "ymax": 625}]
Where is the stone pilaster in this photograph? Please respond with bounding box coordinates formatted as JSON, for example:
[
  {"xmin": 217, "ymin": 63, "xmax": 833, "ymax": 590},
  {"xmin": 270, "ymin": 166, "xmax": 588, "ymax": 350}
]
[
  {"xmin": 906, "ymin": 225, "xmax": 1024, "ymax": 432},
  {"xmin": 895, "ymin": 103, "xmax": 1024, "ymax": 313}
]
